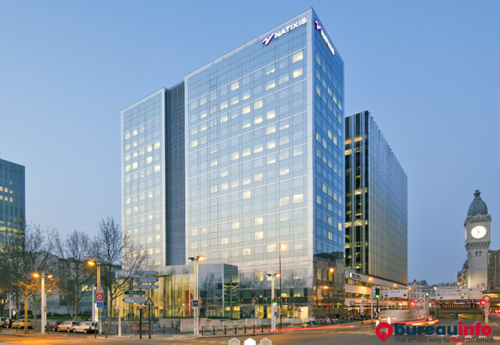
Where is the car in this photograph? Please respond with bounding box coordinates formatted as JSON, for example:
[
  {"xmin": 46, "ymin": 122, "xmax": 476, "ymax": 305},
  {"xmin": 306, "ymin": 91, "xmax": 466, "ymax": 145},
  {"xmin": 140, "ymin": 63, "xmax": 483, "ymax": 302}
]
[
  {"xmin": 72, "ymin": 321, "xmax": 98, "ymax": 333},
  {"xmin": 11, "ymin": 319, "xmax": 33, "ymax": 329},
  {"xmin": 45, "ymin": 320, "xmax": 62, "ymax": 332},
  {"xmin": 57, "ymin": 320, "xmax": 79, "ymax": 332}
]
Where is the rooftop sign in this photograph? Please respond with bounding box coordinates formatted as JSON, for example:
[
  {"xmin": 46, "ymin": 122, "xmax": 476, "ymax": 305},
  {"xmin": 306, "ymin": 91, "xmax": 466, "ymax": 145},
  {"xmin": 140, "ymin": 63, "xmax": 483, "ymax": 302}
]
[
  {"xmin": 315, "ymin": 20, "xmax": 335, "ymax": 55},
  {"xmin": 263, "ymin": 18, "xmax": 307, "ymax": 46}
]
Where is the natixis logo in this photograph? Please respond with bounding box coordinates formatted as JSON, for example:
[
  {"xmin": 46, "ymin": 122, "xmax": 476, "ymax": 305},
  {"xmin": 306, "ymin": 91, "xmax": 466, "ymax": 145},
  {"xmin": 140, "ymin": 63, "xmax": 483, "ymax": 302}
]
[
  {"xmin": 262, "ymin": 17, "xmax": 307, "ymax": 46},
  {"xmin": 314, "ymin": 20, "xmax": 335, "ymax": 55},
  {"xmin": 375, "ymin": 322, "xmax": 493, "ymax": 343}
]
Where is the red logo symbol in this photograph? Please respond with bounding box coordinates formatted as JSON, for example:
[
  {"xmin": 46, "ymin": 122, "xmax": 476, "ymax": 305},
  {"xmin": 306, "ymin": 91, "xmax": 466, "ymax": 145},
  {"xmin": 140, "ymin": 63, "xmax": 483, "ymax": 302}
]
[{"xmin": 375, "ymin": 322, "xmax": 393, "ymax": 343}]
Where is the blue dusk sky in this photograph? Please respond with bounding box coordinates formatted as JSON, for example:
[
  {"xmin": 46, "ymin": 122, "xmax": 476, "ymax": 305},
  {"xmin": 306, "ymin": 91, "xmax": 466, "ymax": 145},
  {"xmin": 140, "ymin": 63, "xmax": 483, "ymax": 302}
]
[{"xmin": 1, "ymin": 1, "xmax": 499, "ymax": 284}]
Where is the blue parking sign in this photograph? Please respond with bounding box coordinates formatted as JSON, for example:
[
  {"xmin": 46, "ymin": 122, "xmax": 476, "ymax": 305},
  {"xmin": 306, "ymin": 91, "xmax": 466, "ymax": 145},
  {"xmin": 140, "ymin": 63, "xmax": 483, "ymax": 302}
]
[{"xmin": 96, "ymin": 301, "xmax": 103, "ymax": 308}]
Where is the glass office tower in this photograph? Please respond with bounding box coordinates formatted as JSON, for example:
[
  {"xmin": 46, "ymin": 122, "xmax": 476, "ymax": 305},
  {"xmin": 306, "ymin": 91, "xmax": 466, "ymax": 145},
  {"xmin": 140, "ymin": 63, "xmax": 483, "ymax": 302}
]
[
  {"xmin": 122, "ymin": 8, "xmax": 346, "ymax": 318},
  {"xmin": 344, "ymin": 111, "xmax": 408, "ymax": 284},
  {"xmin": 185, "ymin": 9, "xmax": 345, "ymax": 317},
  {"xmin": 0, "ymin": 158, "xmax": 25, "ymax": 246}
]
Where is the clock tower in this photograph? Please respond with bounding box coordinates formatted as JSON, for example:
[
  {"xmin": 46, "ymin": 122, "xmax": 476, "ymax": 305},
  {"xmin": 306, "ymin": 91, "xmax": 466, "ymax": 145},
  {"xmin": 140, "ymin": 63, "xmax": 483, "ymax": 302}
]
[{"xmin": 464, "ymin": 190, "xmax": 491, "ymax": 290}]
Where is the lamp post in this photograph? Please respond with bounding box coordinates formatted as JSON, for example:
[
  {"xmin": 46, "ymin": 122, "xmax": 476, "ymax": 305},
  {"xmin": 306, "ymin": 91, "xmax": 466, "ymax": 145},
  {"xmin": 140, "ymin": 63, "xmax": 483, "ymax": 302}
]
[
  {"xmin": 267, "ymin": 273, "xmax": 279, "ymax": 332},
  {"xmin": 278, "ymin": 243, "xmax": 286, "ymax": 327},
  {"xmin": 33, "ymin": 272, "xmax": 53, "ymax": 335},
  {"xmin": 87, "ymin": 260, "xmax": 101, "ymax": 335},
  {"xmin": 188, "ymin": 255, "xmax": 204, "ymax": 336}
]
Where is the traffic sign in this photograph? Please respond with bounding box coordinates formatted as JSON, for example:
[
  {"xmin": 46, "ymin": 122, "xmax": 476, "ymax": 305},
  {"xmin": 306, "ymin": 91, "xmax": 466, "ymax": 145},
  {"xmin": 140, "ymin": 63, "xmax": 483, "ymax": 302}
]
[
  {"xmin": 95, "ymin": 293, "xmax": 105, "ymax": 302},
  {"xmin": 134, "ymin": 285, "xmax": 159, "ymax": 289},
  {"xmin": 298, "ymin": 308, "xmax": 301, "ymax": 314},
  {"xmin": 413, "ymin": 298, "xmax": 419, "ymax": 303},
  {"xmin": 96, "ymin": 301, "xmax": 103, "ymax": 308},
  {"xmin": 134, "ymin": 271, "xmax": 159, "ymax": 276},
  {"xmin": 192, "ymin": 300, "xmax": 199, "ymax": 307},
  {"xmin": 484, "ymin": 296, "xmax": 491, "ymax": 301},
  {"xmin": 124, "ymin": 290, "xmax": 146, "ymax": 295},
  {"xmin": 350, "ymin": 301, "xmax": 355, "ymax": 306},
  {"xmin": 123, "ymin": 297, "xmax": 147, "ymax": 304},
  {"xmin": 134, "ymin": 277, "xmax": 159, "ymax": 283},
  {"xmin": 145, "ymin": 297, "xmax": 154, "ymax": 306},
  {"xmin": 416, "ymin": 306, "xmax": 421, "ymax": 311},
  {"xmin": 96, "ymin": 286, "xmax": 104, "ymax": 294}
]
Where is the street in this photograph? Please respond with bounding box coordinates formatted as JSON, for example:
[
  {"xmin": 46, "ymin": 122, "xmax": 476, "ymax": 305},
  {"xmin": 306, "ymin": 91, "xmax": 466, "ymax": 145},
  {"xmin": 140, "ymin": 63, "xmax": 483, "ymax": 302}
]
[{"xmin": 3, "ymin": 316, "xmax": 500, "ymax": 345}]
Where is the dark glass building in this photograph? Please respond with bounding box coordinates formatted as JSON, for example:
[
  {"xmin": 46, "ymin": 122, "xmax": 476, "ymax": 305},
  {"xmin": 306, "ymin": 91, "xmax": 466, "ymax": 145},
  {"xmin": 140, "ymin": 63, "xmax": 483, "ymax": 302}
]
[
  {"xmin": 0, "ymin": 158, "xmax": 25, "ymax": 246},
  {"xmin": 344, "ymin": 111, "xmax": 407, "ymax": 284}
]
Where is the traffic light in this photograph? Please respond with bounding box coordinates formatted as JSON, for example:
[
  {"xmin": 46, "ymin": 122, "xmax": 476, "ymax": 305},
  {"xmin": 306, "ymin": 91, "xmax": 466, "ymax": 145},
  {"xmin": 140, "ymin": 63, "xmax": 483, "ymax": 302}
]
[
  {"xmin": 375, "ymin": 287, "xmax": 380, "ymax": 299},
  {"xmin": 480, "ymin": 300, "xmax": 486, "ymax": 306},
  {"xmin": 410, "ymin": 301, "xmax": 415, "ymax": 307},
  {"xmin": 272, "ymin": 298, "xmax": 278, "ymax": 306}
]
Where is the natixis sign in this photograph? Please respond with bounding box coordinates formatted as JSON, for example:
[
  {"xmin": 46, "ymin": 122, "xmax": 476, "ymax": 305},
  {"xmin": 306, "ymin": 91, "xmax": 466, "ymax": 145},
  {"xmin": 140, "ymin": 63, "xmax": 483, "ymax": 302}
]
[
  {"xmin": 315, "ymin": 20, "xmax": 335, "ymax": 55},
  {"xmin": 262, "ymin": 17, "xmax": 307, "ymax": 46}
]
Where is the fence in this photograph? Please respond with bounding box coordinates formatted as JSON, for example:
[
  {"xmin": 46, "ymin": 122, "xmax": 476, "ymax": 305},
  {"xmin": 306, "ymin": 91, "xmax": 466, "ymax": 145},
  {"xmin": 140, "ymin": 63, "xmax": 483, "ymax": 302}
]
[{"xmin": 201, "ymin": 324, "xmax": 272, "ymax": 336}]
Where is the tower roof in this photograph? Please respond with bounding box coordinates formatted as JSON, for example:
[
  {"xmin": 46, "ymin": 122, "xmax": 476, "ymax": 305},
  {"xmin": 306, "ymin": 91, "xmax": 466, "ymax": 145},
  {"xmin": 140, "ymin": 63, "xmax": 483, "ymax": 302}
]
[{"xmin": 467, "ymin": 190, "xmax": 488, "ymax": 217}]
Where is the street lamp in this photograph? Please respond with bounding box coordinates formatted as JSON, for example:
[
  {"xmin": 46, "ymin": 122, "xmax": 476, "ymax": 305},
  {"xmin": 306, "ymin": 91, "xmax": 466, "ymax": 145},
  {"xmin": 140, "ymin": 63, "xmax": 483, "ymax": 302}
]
[
  {"xmin": 267, "ymin": 273, "xmax": 279, "ymax": 332},
  {"xmin": 279, "ymin": 243, "xmax": 286, "ymax": 327},
  {"xmin": 87, "ymin": 259, "xmax": 102, "ymax": 335},
  {"xmin": 188, "ymin": 255, "xmax": 204, "ymax": 336},
  {"xmin": 32, "ymin": 272, "xmax": 53, "ymax": 335}
]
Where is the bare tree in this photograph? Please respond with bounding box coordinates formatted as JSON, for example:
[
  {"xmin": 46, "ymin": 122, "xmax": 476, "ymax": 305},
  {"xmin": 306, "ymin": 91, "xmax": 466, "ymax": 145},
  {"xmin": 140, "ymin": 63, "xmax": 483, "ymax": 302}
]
[
  {"xmin": 53, "ymin": 229, "xmax": 95, "ymax": 320},
  {"xmin": 0, "ymin": 223, "xmax": 54, "ymax": 333},
  {"xmin": 91, "ymin": 218, "xmax": 149, "ymax": 331}
]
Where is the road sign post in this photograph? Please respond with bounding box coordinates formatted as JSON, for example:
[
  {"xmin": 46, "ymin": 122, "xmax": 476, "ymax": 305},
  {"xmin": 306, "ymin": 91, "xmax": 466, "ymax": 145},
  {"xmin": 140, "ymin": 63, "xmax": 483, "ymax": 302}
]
[
  {"xmin": 139, "ymin": 305, "xmax": 142, "ymax": 339},
  {"xmin": 145, "ymin": 298, "xmax": 154, "ymax": 339}
]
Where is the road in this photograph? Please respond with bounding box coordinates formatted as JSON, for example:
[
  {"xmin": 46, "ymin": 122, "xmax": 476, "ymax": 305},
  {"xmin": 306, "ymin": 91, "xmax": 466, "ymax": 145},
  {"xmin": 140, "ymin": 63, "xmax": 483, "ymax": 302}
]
[{"xmin": 2, "ymin": 317, "xmax": 500, "ymax": 344}]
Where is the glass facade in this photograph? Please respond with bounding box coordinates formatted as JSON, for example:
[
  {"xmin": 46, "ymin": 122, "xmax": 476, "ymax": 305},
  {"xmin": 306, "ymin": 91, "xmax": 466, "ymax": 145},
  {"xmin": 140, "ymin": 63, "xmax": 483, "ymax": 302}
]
[
  {"xmin": 0, "ymin": 158, "xmax": 25, "ymax": 246},
  {"xmin": 344, "ymin": 111, "xmax": 408, "ymax": 284},
  {"xmin": 184, "ymin": 9, "xmax": 345, "ymax": 318},
  {"xmin": 122, "ymin": 90, "xmax": 167, "ymax": 266},
  {"xmin": 121, "ymin": 8, "xmax": 347, "ymax": 318}
]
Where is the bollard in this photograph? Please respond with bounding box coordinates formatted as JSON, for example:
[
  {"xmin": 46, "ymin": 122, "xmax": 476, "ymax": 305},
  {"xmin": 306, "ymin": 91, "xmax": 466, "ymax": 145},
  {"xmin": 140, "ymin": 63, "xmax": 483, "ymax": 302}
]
[
  {"xmin": 376, "ymin": 320, "xmax": 379, "ymax": 327},
  {"xmin": 388, "ymin": 317, "xmax": 391, "ymax": 325}
]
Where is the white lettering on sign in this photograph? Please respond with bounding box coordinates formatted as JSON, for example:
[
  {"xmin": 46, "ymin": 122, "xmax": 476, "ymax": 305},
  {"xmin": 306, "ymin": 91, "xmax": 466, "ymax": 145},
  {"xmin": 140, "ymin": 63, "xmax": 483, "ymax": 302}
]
[
  {"xmin": 263, "ymin": 18, "xmax": 307, "ymax": 46},
  {"xmin": 314, "ymin": 20, "xmax": 335, "ymax": 55}
]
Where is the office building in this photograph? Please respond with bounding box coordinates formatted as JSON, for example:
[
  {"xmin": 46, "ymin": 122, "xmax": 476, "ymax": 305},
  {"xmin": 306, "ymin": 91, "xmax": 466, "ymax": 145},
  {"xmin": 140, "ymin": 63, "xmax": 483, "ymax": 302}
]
[
  {"xmin": 122, "ymin": 8, "xmax": 346, "ymax": 318},
  {"xmin": 344, "ymin": 111, "xmax": 407, "ymax": 284},
  {"xmin": 0, "ymin": 158, "xmax": 25, "ymax": 246}
]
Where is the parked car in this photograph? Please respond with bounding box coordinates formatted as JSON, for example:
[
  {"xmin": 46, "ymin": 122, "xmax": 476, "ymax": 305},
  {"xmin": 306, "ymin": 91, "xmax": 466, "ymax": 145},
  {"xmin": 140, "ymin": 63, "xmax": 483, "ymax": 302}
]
[
  {"xmin": 57, "ymin": 320, "xmax": 79, "ymax": 332},
  {"xmin": 0, "ymin": 317, "xmax": 12, "ymax": 328},
  {"xmin": 72, "ymin": 321, "xmax": 98, "ymax": 333},
  {"xmin": 11, "ymin": 319, "xmax": 33, "ymax": 329},
  {"xmin": 45, "ymin": 320, "xmax": 62, "ymax": 332}
]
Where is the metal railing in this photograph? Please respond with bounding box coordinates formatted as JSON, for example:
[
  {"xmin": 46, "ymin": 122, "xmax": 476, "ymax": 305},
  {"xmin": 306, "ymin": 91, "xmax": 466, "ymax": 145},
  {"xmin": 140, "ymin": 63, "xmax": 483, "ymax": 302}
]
[{"xmin": 201, "ymin": 324, "xmax": 272, "ymax": 336}]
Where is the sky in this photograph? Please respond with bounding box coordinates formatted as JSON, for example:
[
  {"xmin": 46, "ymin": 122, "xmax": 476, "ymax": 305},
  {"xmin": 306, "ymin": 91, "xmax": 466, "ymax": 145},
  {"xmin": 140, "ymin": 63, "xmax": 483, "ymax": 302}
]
[{"xmin": 1, "ymin": 0, "xmax": 499, "ymax": 285}]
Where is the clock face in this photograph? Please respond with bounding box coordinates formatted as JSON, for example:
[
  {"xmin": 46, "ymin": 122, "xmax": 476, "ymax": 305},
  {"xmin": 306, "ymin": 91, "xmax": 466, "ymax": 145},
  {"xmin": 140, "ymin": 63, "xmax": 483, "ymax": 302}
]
[{"xmin": 471, "ymin": 225, "xmax": 487, "ymax": 239}]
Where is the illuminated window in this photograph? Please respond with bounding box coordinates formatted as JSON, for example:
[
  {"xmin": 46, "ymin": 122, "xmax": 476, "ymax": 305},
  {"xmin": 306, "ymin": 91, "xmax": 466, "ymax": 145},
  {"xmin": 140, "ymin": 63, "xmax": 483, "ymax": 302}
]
[
  {"xmin": 125, "ymin": 132, "xmax": 131, "ymax": 140},
  {"xmin": 279, "ymin": 167, "xmax": 289, "ymax": 176},
  {"xmin": 200, "ymin": 109, "xmax": 208, "ymax": 118},
  {"xmin": 242, "ymin": 90, "xmax": 251, "ymax": 100},
  {"xmin": 200, "ymin": 96, "xmax": 207, "ymax": 105},
  {"xmin": 242, "ymin": 176, "xmax": 251, "ymax": 185},
  {"xmin": 292, "ymin": 51, "xmax": 303, "ymax": 63},
  {"xmin": 220, "ymin": 169, "xmax": 229, "ymax": 177},
  {"xmin": 231, "ymin": 151, "xmax": 240, "ymax": 160},
  {"xmin": 210, "ymin": 159, "xmax": 218, "ymax": 167},
  {"xmin": 316, "ymin": 86, "xmax": 321, "ymax": 96},
  {"xmin": 242, "ymin": 248, "xmax": 252, "ymax": 256},
  {"xmin": 266, "ymin": 80, "xmax": 276, "ymax": 90},
  {"xmin": 316, "ymin": 195, "xmax": 321, "ymax": 204},
  {"xmin": 279, "ymin": 120, "xmax": 290, "ymax": 130},
  {"xmin": 209, "ymin": 106, "xmax": 217, "ymax": 115},
  {"xmin": 279, "ymin": 74, "xmax": 289, "ymax": 85},
  {"xmin": 221, "ymin": 237, "xmax": 229, "ymax": 245},
  {"xmin": 255, "ymin": 217, "xmax": 264, "ymax": 226},
  {"xmin": 280, "ymin": 196, "xmax": 290, "ymax": 206},
  {"xmin": 231, "ymin": 95, "xmax": 239, "ymax": 105},
  {"xmin": 242, "ymin": 105, "xmax": 251, "ymax": 114},
  {"xmin": 210, "ymin": 91, "xmax": 217, "ymax": 101},
  {"xmin": 231, "ymin": 81, "xmax": 239, "ymax": 91},
  {"xmin": 220, "ymin": 101, "xmax": 228, "ymax": 110},
  {"xmin": 293, "ymin": 193, "xmax": 304, "ymax": 204},
  {"xmin": 132, "ymin": 162, "xmax": 138, "ymax": 170},
  {"xmin": 266, "ymin": 64, "xmax": 276, "ymax": 75},
  {"xmin": 242, "ymin": 120, "xmax": 251, "ymax": 129},
  {"xmin": 254, "ymin": 115, "xmax": 263, "ymax": 124},
  {"xmin": 254, "ymin": 143, "xmax": 263, "ymax": 153},
  {"xmin": 264, "ymin": 111, "xmax": 275, "ymax": 122},
  {"xmin": 221, "ymin": 182, "xmax": 229, "ymax": 191},
  {"xmin": 254, "ymin": 173, "xmax": 263, "ymax": 182},
  {"xmin": 254, "ymin": 231, "xmax": 264, "ymax": 239},
  {"xmin": 154, "ymin": 165, "xmax": 161, "ymax": 173},
  {"xmin": 232, "ymin": 222, "xmax": 240, "ymax": 230},
  {"xmin": 220, "ymin": 115, "xmax": 228, "ymax": 123},
  {"xmin": 242, "ymin": 191, "xmax": 251, "ymax": 199},
  {"xmin": 210, "ymin": 185, "xmax": 218, "ymax": 193},
  {"xmin": 125, "ymin": 165, "xmax": 131, "ymax": 172},
  {"xmin": 146, "ymin": 157, "xmax": 153, "ymax": 164},
  {"xmin": 254, "ymin": 100, "xmax": 263, "ymax": 110},
  {"xmin": 266, "ymin": 125, "xmax": 276, "ymax": 135},
  {"xmin": 267, "ymin": 140, "xmax": 276, "ymax": 149},
  {"xmin": 154, "ymin": 142, "xmax": 160, "ymax": 149},
  {"xmin": 191, "ymin": 140, "xmax": 198, "ymax": 148},
  {"xmin": 242, "ymin": 148, "xmax": 251, "ymax": 157},
  {"xmin": 293, "ymin": 68, "xmax": 303, "ymax": 78},
  {"xmin": 267, "ymin": 155, "xmax": 276, "ymax": 164}
]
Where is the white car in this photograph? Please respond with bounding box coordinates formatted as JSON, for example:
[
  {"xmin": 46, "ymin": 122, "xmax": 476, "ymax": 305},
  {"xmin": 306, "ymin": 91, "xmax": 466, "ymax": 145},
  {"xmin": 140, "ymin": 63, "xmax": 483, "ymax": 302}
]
[
  {"xmin": 58, "ymin": 320, "xmax": 78, "ymax": 332},
  {"xmin": 72, "ymin": 321, "xmax": 98, "ymax": 333}
]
